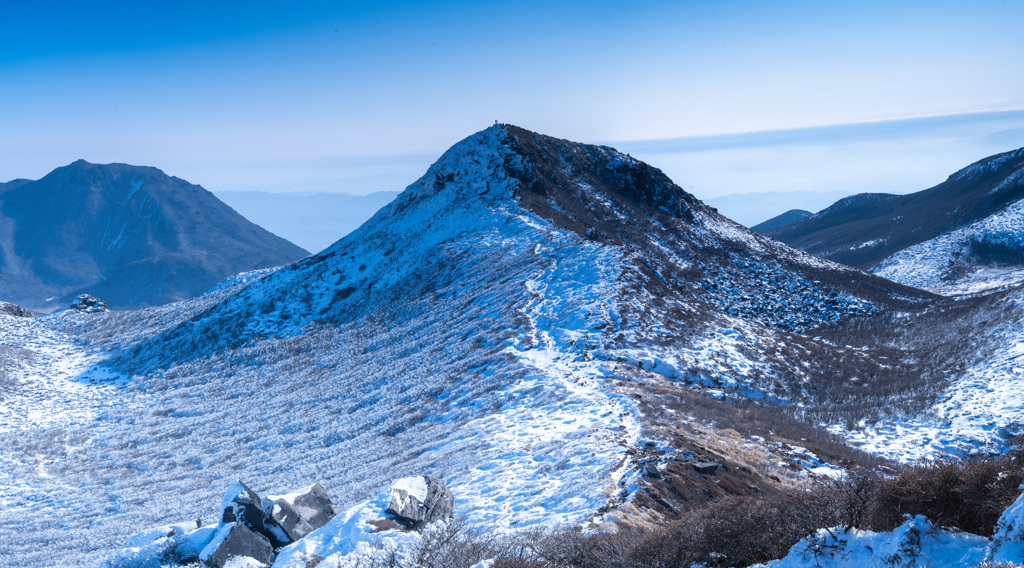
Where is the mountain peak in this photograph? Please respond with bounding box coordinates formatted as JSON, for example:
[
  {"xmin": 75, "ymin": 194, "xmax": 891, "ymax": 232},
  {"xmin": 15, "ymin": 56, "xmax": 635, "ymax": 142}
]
[
  {"xmin": 0, "ymin": 160, "xmax": 307, "ymax": 309},
  {"xmin": 53, "ymin": 159, "xmax": 170, "ymax": 180},
  {"xmin": 402, "ymin": 123, "xmax": 705, "ymax": 246}
]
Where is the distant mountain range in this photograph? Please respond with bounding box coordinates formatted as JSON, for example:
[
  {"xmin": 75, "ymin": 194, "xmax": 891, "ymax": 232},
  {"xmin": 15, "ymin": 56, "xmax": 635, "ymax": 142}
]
[
  {"xmin": 751, "ymin": 209, "xmax": 813, "ymax": 231},
  {"xmin": 0, "ymin": 160, "xmax": 308, "ymax": 310},
  {"xmin": 762, "ymin": 147, "xmax": 1024, "ymax": 293},
  {"xmin": 704, "ymin": 191, "xmax": 850, "ymax": 227},
  {"xmin": 213, "ymin": 190, "xmax": 400, "ymax": 253}
]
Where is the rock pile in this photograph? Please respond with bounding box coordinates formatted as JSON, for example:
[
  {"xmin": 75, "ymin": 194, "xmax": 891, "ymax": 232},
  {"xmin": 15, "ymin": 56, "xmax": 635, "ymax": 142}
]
[
  {"xmin": 70, "ymin": 294, "xmax": 107, "ymax": 313},
  {"xmin": 0, "ymin": 301, "xmax": 32, "ymax": 317},
  {"xmin": 109, "ymin": 477, "xmax": 454, "ymax": 568},
  {"xmin": 383, "ymin": 475, "xmax": 455, "ymax": 529}
]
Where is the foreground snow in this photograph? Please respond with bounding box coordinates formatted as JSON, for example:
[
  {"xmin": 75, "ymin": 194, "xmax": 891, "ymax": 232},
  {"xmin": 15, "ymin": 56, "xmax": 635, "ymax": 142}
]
[
  {"xmin": 755, "ymin": 490, "xmax": 1024, "ymax": 568},
  {"xmin": 106, "ymin": 488, "xmax": 1024, "ymax": 568}
]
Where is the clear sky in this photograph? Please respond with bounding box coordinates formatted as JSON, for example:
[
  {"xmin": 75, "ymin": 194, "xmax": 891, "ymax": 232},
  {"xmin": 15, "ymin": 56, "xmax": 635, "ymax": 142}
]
[{"xmin": 2, "ymin": 1, "xmax": 1023, "ymax": 201}]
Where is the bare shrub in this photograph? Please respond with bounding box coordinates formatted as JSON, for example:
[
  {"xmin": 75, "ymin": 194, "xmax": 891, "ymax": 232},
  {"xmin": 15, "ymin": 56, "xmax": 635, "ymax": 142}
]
[{"xmin": 859, "ymin": 450, "xmax": 1024, "ymax": 534}]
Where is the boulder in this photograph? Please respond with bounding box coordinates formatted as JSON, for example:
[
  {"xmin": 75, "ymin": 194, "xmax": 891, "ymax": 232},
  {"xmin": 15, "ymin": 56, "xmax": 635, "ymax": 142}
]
[
  {"xmin": 70, "ymin": 294, "xmax": 107, "ymax": 313},
  {"xmin": 198, "ymin": 523, "xmax": 272, "ymax": 568},
  {"xmin": 693, "ymin": 461, "xmax": 720, "ymax": 475},
  {"xmin": 262, "ymin": 482, "xmax": 336, "ymax": 547},
  {"xmin": 0, "ymin": 301, "xmax": 31, "ymax": 317},
  {"xmin": 220, "ymin": 481, "xmax": 266, "ymax": 535},
  {"xmin": 384, "ymin": 476, "xmax": 454, "ymax": 529},
  {"xmin": 166, "ymin": 526, "xmax": 219, "ymax": 565},
  {"xmin": 644, "ymin": 463, "xmax": 662, "ymax": 479}
]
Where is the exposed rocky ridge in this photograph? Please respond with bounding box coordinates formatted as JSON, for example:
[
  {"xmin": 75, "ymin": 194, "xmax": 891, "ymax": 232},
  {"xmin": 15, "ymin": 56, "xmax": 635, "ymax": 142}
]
[
  {"xmin": 0, "ymin": 160, "xmax": 308, "ymax": 310},
  {"xmin": 117, "ymin": 124, "xmax": 931, "ymax": 368},
  {"xmin": 70, "ymin": 293, "xmax": 107, "ymax": 313},
  {"xmin": 0, "ymin": 301, "xmax": 31, "ymax": 317},
  {"xmin": 765, "ymin": 147, "xmax": 1024, "ymax": 270}
]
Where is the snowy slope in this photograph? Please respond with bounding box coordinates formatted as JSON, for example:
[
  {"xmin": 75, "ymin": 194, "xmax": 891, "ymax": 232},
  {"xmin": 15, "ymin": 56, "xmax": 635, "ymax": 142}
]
[
  {"xmin": 766, "ymin": 146, "xmax": 1024, "ymax": 271},
  {"xmin": 0, "ymin": 125, "xmax": 939, "ymax": 567},
  {"xmin": 834, "ymin": 286, "xmax": 1024, "ymax": 462},
  {"xmin": 874, "ymin": 197, "xmax": 1024, "ymax": 295}
]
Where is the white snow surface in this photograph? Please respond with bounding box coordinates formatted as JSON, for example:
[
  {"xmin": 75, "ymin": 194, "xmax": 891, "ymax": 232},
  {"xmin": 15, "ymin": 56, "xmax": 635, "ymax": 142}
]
[
  {"xmin": 757, "ymin": 490, "xmax": 1024, "ymax": 568},
  {"xmin": 874, "ymin": 197, "xmax": 1024, "ymax": 295},
  {"xmin": 991, "ymin": 489, "xmax": 1024, "ymax": 562},
  {"xmin": 273, "ymin": 489, "xmax": 429, "ymax": 568},
  {"xmin": 754, "ymin": 515, "xmax": 989, "ymax": 568},
  {"xmin": 391, "ymin": 476, "xmax": 429, "ymax": 503},
  {"xmin": 837, "ymin": 292, "xmax": 1024, "ymax": 462},
  {"xmin": 0, "ymin": 313, "xmax": 131, "ymax": 433}
]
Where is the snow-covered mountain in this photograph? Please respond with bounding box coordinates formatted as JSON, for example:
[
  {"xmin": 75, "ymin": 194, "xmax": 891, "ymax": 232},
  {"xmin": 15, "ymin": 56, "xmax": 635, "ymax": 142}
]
[
  {"xmin": 0, "ymin": 160, "xmax": 309, "ymax": 311},
  {"xmin": 0, "ymin": 125, "xmax": 994, "ymax": 567},
  {"xmin": 764, "ymin": 147, "xmax": 1024, "ymax": 282},
  {"xmin": 873, "ymin": 185, "xmax": 1024, "ymax": 294}
]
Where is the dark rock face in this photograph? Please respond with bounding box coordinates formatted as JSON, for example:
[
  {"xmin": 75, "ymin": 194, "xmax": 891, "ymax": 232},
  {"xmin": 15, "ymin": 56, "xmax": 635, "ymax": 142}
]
[
  {"xmin": 220, "ymin": 481, "xmax": 266, "ymax": 535},
  {"xmin": 0, "ymin": 301, "xmax": 31, "ymax": 317},
  {"xmin": 501, "ymin": 124, "xmax": 704, "ymax": 247},
  {"xmin": 262, "ymin": 483, "xmax": 336, "ymax": 546},
  {"xmin": 70, "ymin": 294, "xmax": 107, "ymax": 313},
  {"xmin": 0, "ymin": 159, "xmax": 308, "ymax": 310},
  {"xmin": 693, "ymin": 461, "xmax": 720, "ymax": 475},
  {"xmin": 384, "ymin": 476, "xmax": 454, "ymax": 529},
  {"xmin": 198, "ymin": 523, "xmax": 272, "ymax": 568}
]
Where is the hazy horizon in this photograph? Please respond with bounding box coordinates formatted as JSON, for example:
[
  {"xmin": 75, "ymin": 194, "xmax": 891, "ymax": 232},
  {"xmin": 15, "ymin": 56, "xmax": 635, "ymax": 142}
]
[{"xmin": 3, "ymin": 1, "xmax": 1023, "ymax": 199}]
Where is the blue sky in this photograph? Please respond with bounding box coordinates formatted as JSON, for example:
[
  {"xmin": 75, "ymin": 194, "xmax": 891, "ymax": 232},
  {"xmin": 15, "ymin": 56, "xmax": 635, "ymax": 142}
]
[{"xmin": 2, "ymin": 1, "xmax": 1023, "ymax": 204}]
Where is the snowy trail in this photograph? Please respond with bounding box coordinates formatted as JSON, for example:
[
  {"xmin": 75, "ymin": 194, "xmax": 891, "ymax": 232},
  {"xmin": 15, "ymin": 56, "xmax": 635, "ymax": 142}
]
[
  {"xmin": 0, "ymin": 314, "xmax": 129, "ymax": 433},
  {"xmin": 436, "ymin": 241, "xmax": 642, "ymax": 529}
]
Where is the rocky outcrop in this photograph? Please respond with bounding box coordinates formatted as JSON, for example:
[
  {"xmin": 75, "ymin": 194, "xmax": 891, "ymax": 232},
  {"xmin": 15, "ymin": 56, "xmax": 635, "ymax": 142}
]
[
  {"xmin": 106, "ymin": 477, "xmax": 455, "ymax": 568},
  {"xmin": 693, "ymin": 461, "xmax": 720, "ymax": 475},
  {"xmin": 70, "ymin": 294, "xmax": 107, "ymax": 313},
  {"xmin": 262, "ymin": 483, "xmax": 336, "ymax": 547},
  {"xmin": 105, "ymin": 480, "xmax": 344, "ymax": 568},
  {"xmin": 199, "ymin": 523, "xmax": 273, "ymax": 568},
  {"xmin": 0, "ymin": 301, "xmax": 31, "ymax": 317},
  {"xmin": 384, "ymin": 476, "xmax": 455, "ymax": 529}
]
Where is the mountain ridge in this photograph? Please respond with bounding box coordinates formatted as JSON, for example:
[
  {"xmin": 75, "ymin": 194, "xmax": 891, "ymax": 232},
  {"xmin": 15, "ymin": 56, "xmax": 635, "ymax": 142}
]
[
  {"xmin": 764, "ymin": 147, "xmax": 1024, "ymax": 269},
  {"xmin": 0, "ymin": 159, "xmax": 309, "ymax": 309}
]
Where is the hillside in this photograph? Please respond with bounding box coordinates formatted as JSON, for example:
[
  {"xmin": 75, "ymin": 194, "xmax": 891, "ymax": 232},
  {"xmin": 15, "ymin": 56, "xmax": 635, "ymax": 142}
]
[
  {"xmin": 0, "ymin": 125, "xmax": 994, "ymax": 568},
  {"xmin": 0, "ymin": 160, "xmax": 309, "ymax": 310},
  {"xmin": 751, "ymin": 209, "xmax": 813, "ymax": 231},
  {"xmin": 764, "ymin": 147, "xmax": 1024, "ymax": 271}
]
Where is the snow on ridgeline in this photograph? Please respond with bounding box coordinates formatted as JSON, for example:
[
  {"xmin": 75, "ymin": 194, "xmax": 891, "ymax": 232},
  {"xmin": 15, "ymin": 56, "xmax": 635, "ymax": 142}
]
[{"xmin": 874, "ymin": 197, "xmax": 1024, "ymax": 295}]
